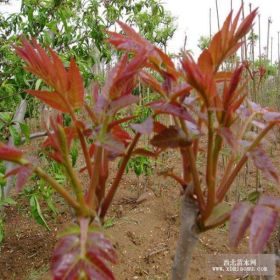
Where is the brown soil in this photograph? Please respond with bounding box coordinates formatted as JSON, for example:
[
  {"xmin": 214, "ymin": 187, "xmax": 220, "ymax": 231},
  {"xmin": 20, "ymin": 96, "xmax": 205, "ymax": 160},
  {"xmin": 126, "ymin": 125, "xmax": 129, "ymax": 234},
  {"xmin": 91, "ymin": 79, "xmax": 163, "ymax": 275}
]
[{"xmin": 1, "ymin": 141, "xmax": 280, "ymax": 279}]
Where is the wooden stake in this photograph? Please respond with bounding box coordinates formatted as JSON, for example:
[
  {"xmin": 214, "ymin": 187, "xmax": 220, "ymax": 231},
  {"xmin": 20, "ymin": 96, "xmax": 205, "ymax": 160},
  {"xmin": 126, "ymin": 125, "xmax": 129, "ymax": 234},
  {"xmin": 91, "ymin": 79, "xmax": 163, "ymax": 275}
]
[
  {"xmin": 278, "ymin": 31, "xmax": 280, "ymax": 62},
  {"xmin": 267, "ymin": 17, "xmax": 272, "ymax": 60},
  {"xmin": 241, "ymin": 1, "xmax": 248, "ymax": 61},
  {"xmin": 209, "ymin": 8, "xmax": 212, "ymax": 40},
  {"xmin": 258, "ymin": 14, "xmax": 261, "ymax": 61},
  {"xmin": 271, "ymin": 36, "xmax": 273, "ymax": 63},
  {"xmin": 215, "ymin": 0, "xmax": 220, "ymax": 31}
]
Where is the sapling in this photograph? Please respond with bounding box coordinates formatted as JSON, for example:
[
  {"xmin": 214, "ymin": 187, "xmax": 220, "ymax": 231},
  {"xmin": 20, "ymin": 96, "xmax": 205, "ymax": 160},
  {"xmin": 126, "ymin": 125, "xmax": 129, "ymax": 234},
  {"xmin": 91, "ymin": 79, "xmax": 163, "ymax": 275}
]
[
  {"xmin": 0, "ymin": 36, "xmax": 152, "ymax": 278},
  {"xmin": 1, "ymin": 6, "xmax": 280, "ymax": 280},
  {"xmin": 107, "ymin": 7, "xmax": 280, "ymax": 280}
]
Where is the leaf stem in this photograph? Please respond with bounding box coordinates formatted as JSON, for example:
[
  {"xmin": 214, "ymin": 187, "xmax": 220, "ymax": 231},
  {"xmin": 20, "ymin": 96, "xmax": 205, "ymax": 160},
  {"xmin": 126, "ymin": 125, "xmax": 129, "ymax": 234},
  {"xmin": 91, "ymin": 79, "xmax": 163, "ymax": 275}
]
[
  {"xmin": 77, "ymin": 128, "xmax": 92, "ymax": 177},
  {"xmin": 179, "ymin": 119, "xmax": 205, "ymax": 209},
  {"xmin": 205, "ymin": 111, "xmax": 215, "ymax": 214},
  {"xmin": 87, "ymin": 146, "xmax": 102, "ymax": 208},
  {"xmin": 217, "ymin": 122, "xmax": 276, "ymax": 202},
  {"xmin": 57, "ymin": 126, "xmax": 86, "ymax": 208},
  {"xmin": 100, "ymin": 133, "xmax": 141, "ymax": 219},
  {"xmin": 34, "ymin": 167, "xmax": 80, "ymax": 212}
]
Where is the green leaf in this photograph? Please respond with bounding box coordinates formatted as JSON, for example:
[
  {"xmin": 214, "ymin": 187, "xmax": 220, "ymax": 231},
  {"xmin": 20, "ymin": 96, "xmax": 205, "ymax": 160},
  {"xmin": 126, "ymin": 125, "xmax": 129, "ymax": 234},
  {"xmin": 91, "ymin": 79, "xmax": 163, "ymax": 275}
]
[
  {"xmin": 9, "ymin": 126, "xmax": 21, "ymax": 146},
  {"xmin": 205, "ymin": 202, "xmax": 231, "ymax": 227},
  {"xmin": 54, "ymin": 173, "xmax": 66, "ymax": 184},
  {"xmin": 0, "ymin": 197, "xmax": 17, "ymax": 207},
  {"xmin": 35, "ymin": 78, "xmax": 43, "ymax": 90},
  {"xmin": 104, "ymin": 217, "xmax": 116, "ymax": 229},
  {"xmin": 246, "ymin": 190, "xmax": 261, "ymax": 204},
  {"xmin": 70, "ymin": 144, "xmax": 78, "ymax": 167},
  {"xmin": 0, "ymin": 171, "xmax": 6, "ymax": 187},
  {"xmin": 30, "ymin": 195, "xmax": 50, "ymax": 231},
  {"xmin": 0, "ymin": 112, "xmax": 12, "ymax": 123},
  {"xmin": 19, "ymin": 122, "xmax": 30, "ymax": 143},
  {"xmin": 45, "ymin": 196, "xmax": 58, "ymax": 216}
]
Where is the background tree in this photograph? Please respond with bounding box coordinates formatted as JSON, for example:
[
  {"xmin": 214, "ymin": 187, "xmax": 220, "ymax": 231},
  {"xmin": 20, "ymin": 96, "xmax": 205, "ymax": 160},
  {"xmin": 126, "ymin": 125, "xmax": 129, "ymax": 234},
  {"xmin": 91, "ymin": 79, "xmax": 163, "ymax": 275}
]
[
  {"xmin": 0, "ymin": 0, "xmax": 176, "ymax": 113},
  {"xmin": 197, "ymin": 35, "xmax": 210, "ymax": 50},
  {"xmin": 0, "ymin": 0, "xmax": 176, "ymax": 198}
]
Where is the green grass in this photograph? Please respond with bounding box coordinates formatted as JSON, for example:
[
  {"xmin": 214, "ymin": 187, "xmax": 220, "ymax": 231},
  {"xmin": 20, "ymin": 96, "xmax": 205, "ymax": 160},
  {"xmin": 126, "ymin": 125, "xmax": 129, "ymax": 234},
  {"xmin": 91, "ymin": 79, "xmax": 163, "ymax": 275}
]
[{"xmin": 25, "ymin": 264, "xmax": 49, "ymax": 280}]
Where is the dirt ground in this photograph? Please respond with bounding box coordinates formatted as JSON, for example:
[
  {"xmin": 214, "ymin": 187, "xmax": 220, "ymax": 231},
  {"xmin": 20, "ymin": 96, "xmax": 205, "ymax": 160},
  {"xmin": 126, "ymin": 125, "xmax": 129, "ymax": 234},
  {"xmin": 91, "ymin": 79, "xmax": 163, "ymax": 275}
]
[{"xmin": 1, "ymin": 137, "xmax": 280, "ymax": 279}]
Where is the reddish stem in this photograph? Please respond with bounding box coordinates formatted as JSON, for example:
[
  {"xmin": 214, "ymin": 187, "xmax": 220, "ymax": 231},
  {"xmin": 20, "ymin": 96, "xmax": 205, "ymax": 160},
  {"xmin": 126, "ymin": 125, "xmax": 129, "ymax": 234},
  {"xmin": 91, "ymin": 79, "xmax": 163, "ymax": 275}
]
[
  {"xmin": 217, "ymin": 122, "xmax": 276, "ymax": 202},
  {"xmin": 179, "ymin": 120, "xmax": 205, "ymax": 210},
  {"xmin": 87, "ymin": 146, "xmax": 102, "ymax": 208},
  {"xmin": 180, "ymin": 148, "xmax": 191, "ymax": 183},
  {"xmin": 100, "ymin": 133, "xmax": 141, "ymax": 219},
  {"xmin": 160, "ymin": 170, "xmax": 186, "ymax": 190},
  {"xmin": 205, "ymin": 111, "xmax": 215, "ymax": 214},
  {"xmin": 77, "ymin": 128, "xmax": 92, "ymax": 177}
]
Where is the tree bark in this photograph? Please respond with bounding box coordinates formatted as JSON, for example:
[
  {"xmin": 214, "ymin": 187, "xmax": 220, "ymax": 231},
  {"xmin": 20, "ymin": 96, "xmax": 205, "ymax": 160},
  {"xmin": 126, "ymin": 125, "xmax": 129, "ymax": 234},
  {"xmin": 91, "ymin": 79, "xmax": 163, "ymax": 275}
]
[{"xmin": 171, "ymin": 185, "xmax": 200, "ymax": 280}]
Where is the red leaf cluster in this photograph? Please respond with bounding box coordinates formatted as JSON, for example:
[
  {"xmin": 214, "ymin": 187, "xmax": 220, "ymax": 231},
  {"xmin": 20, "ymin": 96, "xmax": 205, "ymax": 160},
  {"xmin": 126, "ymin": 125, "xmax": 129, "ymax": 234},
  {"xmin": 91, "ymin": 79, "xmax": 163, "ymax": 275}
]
[
  {"xmin": 230, "ymin": 195, "xmax": 280, "ymax": 253},
  {"xmin": 108, "ymin": 21, "xmax": 178, "ymax": 80},
  {"xmin": 0, "ymin": 143, "xmax": 23, "ymax": 162},
  {"xmin": 42, "ymin": 115, "xmax": 77, "ymax": 163},
  {"xmin": 15, "ymin": 39, "xmax": 84, "ymax": 113},
  {"xmin": 5, "ymin": 164, "xmax": 33, "ymax": 192},
  {"xmin": 52, "ymin": 219, "xmax": 117, "ymax": 280}
]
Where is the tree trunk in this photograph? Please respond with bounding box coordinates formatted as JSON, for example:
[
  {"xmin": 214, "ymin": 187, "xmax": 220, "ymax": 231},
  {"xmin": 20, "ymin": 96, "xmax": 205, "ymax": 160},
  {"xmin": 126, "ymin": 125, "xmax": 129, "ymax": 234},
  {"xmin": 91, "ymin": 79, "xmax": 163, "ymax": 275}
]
[{"xmin": 171, "ymin": 185, "xmax": 200, "ymax": 280}]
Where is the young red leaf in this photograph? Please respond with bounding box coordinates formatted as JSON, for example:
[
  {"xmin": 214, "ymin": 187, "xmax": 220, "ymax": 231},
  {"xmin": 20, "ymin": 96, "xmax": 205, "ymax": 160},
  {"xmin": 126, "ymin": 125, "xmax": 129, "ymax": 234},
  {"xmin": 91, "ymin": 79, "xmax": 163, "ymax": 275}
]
[
  {"xmin": 197, "ymin": 49, "xmax": 214, "ymax": 74},
  {"xmin": 153, "ymin": 121, "xmax": 167, "ymax": 133},
  {"xmin": 43, "ymin": 118, "xmax": 77, "ymax": 163},
  {"xmin": 0, "ymin": 143, "xmax": 23, "ymax": 162},
  {"xmin": 181, "ymin": 53, "xmax": 216, "ymax": 105},
  {"xmin": 108, "ymin": 21, "xmax": 178, "ymax": 80},
  {"xmin": 207, "ymin": 8, "xmax": 257, "ymax": 69},
  {"xmin": 52, "ymin": 220, "xmax": 117, "ymax": 280},
  {"xmin": 248, "ymin": 100, "xmax": 266, "ymax": 114},
  {"xmin": 229, "ymin": 202, "xmax": 253, "ymax": 248},
  {"xmin": 223, "ymin": 66, "xmax": 244, "ymax": 109},
  {"xmin": 150, "ymin": 126, "xmax": 191, "ymax": 148},
  {"xmin": 170, "ymin": 83, "xmax": 192, "ymax": 102},
  {"xmin": 94, "ymin": 95, "xmax": 110, "ymax": 117},
  {"xmin": 217, "ymin": 127, "xmax": 237, "ymax": 149},
  {"xmin": 101, "ymin": 133, "xmax": 126, "ymax": 155},
  {"xmin": 111, "ymin": 125, "xmax": 131, "ymax": 146},
  {"xmin": 263, "ymin": 111, "xmax": 280, "ymax": 122},
  {"xmin": 27, "ymin": 90, "xmax": 69, "ymax": 112},
  {"xmin": 16, "ymin": 39, "xmax": 84, "ymax": 112},
  {"xmin": 108, "ymin": 116, "xmax": 136, "ymax": 131},
  {"xmin": 102, "ymin": 52, "xmax": 147, "ymax": 100},
  {"xmin": 249, "ymin": 205, "xmax": 278, "ymax": 253},
  {"xmin": 67, "ymin": 58, "xmax": 85, "ymax": 109},
  {"xmin": 131, "ymin": 117, "xmax": 154, "ymax": 135},
  {"xmin": 215, "ymin": 71, "xmax": 233, "ymax": 82},
  {"xmin": 258, "ymin": 195, "xmax": 280, "ymax": 212},
  {"xmin": 235, "ymin": 8, "xmax": 258, "ymax": 40},
  {"xmin": 248, "ymin": 147, "xmax": 279, "ymax": 184},
  {"xmin": 5, "ymin": 164, "xmax": 33, "ymax": 192},
  {"xmin": 149, "ymin": 101, "xmax": 195, "ymax": 123},
  {"xmin": 139, "ymin": 71, "xmax": 165, "ymax": 96},
  {"xmin": 15, "ymin": 165, "xmax": 32, "ymax": 192},
  {"xmin": 108, "ymin": 95, "xmax": 139, "ymax": 114}
]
